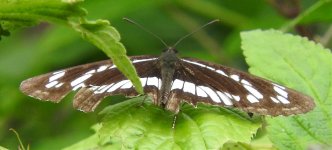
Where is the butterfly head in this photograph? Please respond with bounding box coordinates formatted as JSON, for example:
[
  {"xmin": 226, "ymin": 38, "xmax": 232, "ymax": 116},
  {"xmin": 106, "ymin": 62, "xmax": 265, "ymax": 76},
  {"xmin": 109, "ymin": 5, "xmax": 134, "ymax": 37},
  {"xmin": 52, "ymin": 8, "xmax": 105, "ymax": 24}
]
[
  {"xmin": 162, "ymin": 47, "xmax": 178, "ymax": 54},
  {"xmin": 160, "ymin": 47, "xmax": 179, "ymax": 65}
]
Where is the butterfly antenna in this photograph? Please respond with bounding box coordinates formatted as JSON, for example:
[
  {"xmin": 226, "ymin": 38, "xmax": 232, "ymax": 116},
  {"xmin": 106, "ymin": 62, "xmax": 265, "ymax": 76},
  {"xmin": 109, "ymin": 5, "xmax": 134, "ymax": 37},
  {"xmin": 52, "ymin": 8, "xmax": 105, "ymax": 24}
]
[
  {"xmin": 172, "ymin": 19, "xmax": 220, "ymax": 48},
  {"xmin": 123, "ymin": 17, "xmax": 169, "ymax": 48}
]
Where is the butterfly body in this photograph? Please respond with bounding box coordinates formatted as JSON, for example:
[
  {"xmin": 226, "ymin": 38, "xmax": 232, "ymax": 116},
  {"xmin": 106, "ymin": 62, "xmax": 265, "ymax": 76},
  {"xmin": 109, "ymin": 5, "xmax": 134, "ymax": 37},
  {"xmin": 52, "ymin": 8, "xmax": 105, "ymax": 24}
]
[{"xmin": 158, "ymin": 47, "xmax": 182, "ymax": 112}]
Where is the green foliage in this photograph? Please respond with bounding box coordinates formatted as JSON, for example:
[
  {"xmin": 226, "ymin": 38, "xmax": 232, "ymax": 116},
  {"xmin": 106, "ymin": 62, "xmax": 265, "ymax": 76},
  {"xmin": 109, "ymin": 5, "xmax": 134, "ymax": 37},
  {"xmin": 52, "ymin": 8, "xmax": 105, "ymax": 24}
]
[
  {"xmin": 64, "ymin": 97, "xmax": 261, "ymax": 149},
  {"xmin": 1, "ymin": 0, "xmax": 332, "ymax": 149},
  {"xmin": 241, "ymin": 30, "xmax": 332, "ymax": 150}
]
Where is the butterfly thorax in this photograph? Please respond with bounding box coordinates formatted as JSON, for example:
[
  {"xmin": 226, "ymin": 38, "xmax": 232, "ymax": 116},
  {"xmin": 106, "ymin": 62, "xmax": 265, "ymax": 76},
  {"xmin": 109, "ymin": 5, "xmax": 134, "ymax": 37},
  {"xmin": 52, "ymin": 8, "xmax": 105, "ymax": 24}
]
[{"xmin": 158, "ymin": 47, "xmax": 181, "ymax": 112}]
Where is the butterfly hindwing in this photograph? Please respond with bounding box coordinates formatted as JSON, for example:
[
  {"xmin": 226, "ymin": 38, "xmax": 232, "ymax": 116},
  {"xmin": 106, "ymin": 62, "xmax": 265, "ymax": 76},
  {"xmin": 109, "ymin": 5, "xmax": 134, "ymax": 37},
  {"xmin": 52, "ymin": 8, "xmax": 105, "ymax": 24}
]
[
  {"xmin": 20, "ymin": 56, "xmax": 160, "ymax": 112},
  {"xmin": 176, "ymin": 58, "xmax": 315, "ymax": 116}
]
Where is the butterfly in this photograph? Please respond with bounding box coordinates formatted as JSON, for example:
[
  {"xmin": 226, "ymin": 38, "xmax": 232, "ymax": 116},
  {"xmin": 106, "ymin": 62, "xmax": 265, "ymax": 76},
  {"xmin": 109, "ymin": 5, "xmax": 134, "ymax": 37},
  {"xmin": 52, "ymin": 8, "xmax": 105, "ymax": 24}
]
[
  {"xmin": 19, "ymin": 19, "xmax": 315, "ymax": 116},
  {"xmin": 19, "ymin": 46, "xmax": 315, "ymax": 116}
]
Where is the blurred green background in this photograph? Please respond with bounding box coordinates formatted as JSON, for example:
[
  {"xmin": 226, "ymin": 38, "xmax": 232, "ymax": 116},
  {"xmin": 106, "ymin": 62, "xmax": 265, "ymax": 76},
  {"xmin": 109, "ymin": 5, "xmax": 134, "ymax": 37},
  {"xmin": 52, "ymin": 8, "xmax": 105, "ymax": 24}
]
[{"xmin": 0, "ymin": 0, "xmax": 331, "ymax": 149}]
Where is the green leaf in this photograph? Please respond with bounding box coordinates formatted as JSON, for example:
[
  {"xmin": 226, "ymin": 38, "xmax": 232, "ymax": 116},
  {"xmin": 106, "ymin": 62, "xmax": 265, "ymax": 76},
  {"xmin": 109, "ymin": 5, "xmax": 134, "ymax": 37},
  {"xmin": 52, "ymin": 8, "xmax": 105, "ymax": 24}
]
[
  {"xmin": 62, "ymin": 124, "xmax": 102, "ymax": 150},
  {"xmin": 241, "ymin": 29, "xmax": 332, "ymax": 150},
  {"xmin": 0, "ymin": 0, "xmax": 86, "ymax": 32},
  {"xmin": 65, "ymin": 97, "xmax": 261, "ymax": 149},
  {"xmin": 69, "ymin": 19, "xmax": 143, "ymax": 94},
  {"xmin": 221, "ymin": 135, "xmax": 277, "ymax": 150},
  {"xmin": 0, "ymin": 146, "xmax": 8, "ymax": 150}
]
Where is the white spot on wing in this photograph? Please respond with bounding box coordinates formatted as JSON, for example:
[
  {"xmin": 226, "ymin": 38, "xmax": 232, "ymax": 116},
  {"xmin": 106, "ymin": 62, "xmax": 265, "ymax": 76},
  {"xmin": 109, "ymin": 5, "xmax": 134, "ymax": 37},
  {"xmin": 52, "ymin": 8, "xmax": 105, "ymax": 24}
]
[
  {"xmin": 277, "ymin": 95, "xmax": 290, "ymax": 104},
  {"xmin": 95, "ymin": 84, "xmax": 113, "ymax": 94},
  {"xmin": 196, "ymin": 86, "xmax": 208, "ymax": 97},
  {"xmin": 205, "ymin": 66, "xmax": 215, "ymax": 71},
  {"xmin": 243, "ymin": 85, "xmax": 263, "ymax": 99},
  {"xmin": 270, "ymin": 96, "xmax": 280, "ymax": 103},
  {"xmin": 132, "ymin": 58, "xmax": 157, "ymax": 63},
  {"xmin": 273, "ymin": 86, "xmax": 288, "ymax": 98},
  {"xmin": 272, "ymin": 83, "xmax": 285, "ymax": 89},
  {"xmin": 121, "ymin": 80, "xmax": 133, "ymax": 89},
  {"xmin": 183, "ymin": 81, "xmax": 196, "ymax": 95},
  {"xmin": 247, "ymin": 95, "xmax": 259, "ymax": 103},
  {"xmin": 109, "ymin": 65, "xmax": 116, "ymax": 69},
  {"xmin": 216, "ymin": 70, "xmax": 228, "ymax": 77},
  {"xmin": 97, "ymin": 65, "xmax": 108, "ymax": 72},
  {"xmin": 53, "ymin": 70, "xmax": 64, "ymax": 75},
  {"xmin": 89, "ymin": 85, "xmax": 99, "ymax": 91},
  {"xmin": 85, "ymin": 70, "xmax": 96, "ymax": 74},
  {"xmin": 49, "ymin": 72, "xmax": 65, "ymax": 82},
  {"xmin": 217, "ymin": 91, "xmax": 233, "ymax": 105},
  {"xmin": 224, "ymin": 92, "xmax": 232, "ymax": 98},
  {"xmin": 94, "ymin": 85, "xmax": 105, "ymax": 93},
  {"xmin": 233, "ymin": 95, "xmax": 240, "ymax": 101},
  {"xmin": 140, "ymin": 78, "xmax": 147, "ymax": 87},
  {"xmin": 73, "ymin": 83, "xmax": 85, "ymax": 91},
  {"xmin": 199, "ymin": 86, "xmax": 220, "ymax": 103},
  {"xmin": 71, "ymin": 74, "xmax": 93, "ymax": 86},
  {"xmin": 55, "ymin": 82, "xmax": 64, "ymax": 88},
  {"xmin": 182, "ymin": 59, "xmax": 217, "ymax": 71},
  {"xmin": 158, "ymin": 78, "xmax": 162, "ymax": 89},
  {"xmin": 182, "ymin": 59, "xmax": 206, "ymax": 68},
  {"xmin": 107, "ymin": 80, "xmax": 128, "ymax": 92},
  {"xmin": 147, "ymin": 77, "xmax": 159, "ymax": 87},
  {"xmin": 97, "ymin": 85, "xmax": 107, "ymax": 91},
  {"xmin": 171, "ymin": 79, "xmax": 184, "ymax": 90},
  {"xmin": 45, "ymin": 81, "xmax": 58, "ymax": 88},
  {"xmin": 230, "ymin": 74, "xmax": 240, "ymax": 82},
  {"xmin": 241, "ymin": 79, "xmax": 252, "ymax": 86}
]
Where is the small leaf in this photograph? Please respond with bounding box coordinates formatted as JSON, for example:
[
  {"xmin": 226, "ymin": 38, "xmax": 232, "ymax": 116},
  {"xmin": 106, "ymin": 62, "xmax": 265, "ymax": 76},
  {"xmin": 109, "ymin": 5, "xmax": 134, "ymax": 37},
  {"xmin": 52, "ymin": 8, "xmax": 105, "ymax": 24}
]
[
  {"xmin": 0, "ymin": 0, "xmax": 86, "ymax": 40},
  {"xmin": 241, "ymin": 29, "xmax": 332, "ymax": 150},
  {"xmin": 65, "ymin": 97, "xmax": 261, "ymax": 149},
  {"xmin": 0, "ymin": 0, "xmax": 86, "ymax": 31},
  {"xmin": 69, "ymin": 19, "xmax": 143, "ymax": 94}
]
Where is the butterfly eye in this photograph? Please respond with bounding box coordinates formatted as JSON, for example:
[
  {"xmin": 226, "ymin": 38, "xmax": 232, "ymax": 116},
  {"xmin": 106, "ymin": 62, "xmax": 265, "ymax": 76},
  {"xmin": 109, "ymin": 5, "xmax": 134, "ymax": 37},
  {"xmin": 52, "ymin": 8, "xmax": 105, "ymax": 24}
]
[{"xmin": 162, "ymin": 49, "xmax": 168, "ymax": 52}]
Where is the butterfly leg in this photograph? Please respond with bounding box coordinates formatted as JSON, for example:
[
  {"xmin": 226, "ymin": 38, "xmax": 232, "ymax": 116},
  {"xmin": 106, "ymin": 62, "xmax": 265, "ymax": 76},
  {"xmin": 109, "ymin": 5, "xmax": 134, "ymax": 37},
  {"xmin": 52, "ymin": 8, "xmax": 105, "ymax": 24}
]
[{"xmin": 134, "ymin": 95, "xmax": 149, "ymax": 110}]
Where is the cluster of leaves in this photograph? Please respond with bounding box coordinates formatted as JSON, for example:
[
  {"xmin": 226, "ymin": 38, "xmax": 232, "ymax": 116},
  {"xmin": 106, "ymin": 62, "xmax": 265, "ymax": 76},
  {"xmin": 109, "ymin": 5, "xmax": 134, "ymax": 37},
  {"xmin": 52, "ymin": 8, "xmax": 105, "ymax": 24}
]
[
  {"xmin": 65, "ymin": 98, "xmax": 261, "ymax": 149},
  {"xmin": 0, "ymin": 0, "xmax": 331, "ymax": 150}
]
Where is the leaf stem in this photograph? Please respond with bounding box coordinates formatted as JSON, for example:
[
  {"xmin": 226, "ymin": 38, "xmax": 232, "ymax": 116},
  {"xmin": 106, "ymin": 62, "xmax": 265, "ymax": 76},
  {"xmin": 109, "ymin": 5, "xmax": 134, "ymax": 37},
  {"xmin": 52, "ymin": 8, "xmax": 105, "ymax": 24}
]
[
  {"xmin": 9, "ymin": 128, "xmax": 26, "ymax": 150},
  {"xmin": 280, "ymin": 0, "xmax": 329, "ymax": 32}
]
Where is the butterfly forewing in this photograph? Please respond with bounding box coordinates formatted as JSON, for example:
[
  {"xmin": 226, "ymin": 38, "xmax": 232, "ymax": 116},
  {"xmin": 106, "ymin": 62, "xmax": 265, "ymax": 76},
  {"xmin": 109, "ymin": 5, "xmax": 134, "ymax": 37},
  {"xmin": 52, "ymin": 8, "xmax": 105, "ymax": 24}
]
[
  {"xmin": 177, "ymin": 58, "xmax": 315, "ymax": 116},
  {"xmin": 20, "ymin": 56, "xmax": 160, "ymax": 112}
]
